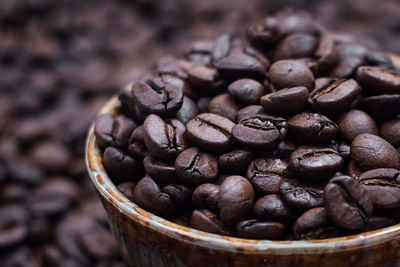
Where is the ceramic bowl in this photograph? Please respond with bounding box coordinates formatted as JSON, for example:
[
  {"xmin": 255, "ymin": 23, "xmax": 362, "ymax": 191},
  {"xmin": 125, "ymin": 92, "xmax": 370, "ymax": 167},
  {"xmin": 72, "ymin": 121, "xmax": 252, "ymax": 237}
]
[{"xmin": 86, "ymin": 55, "xmax": 400, "ymax": 267}]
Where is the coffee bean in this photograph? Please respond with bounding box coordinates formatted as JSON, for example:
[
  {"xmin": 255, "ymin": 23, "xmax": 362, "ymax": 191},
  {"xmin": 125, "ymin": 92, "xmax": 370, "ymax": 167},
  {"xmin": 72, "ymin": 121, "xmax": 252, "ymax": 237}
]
[
  {"xmin": 260, "ymin": 86, "xmax": 309, "ymax": 116},
  {"xmin": 269, "ymin": 60, "xmax": 315, "ymax": 91},
  {"xmin": 186, "ymin": 113, "xmax": 235, "ymax": 153},
  {"xmin": 287, "ymin": 112, "xmax": 338, "ymax": 145},
  {"xmin": 270, "ymin": 140, "xmax": 298, "ymax": 158},
  {"xmin": 235, "ymin": 219, "xmax": 285, "ymax": 240},
  {"xmin": 175, "ymin": 147, "xmax": 218, "ymax": 185},
  {"xmin": 196, "ymin": 97, "xmax": 211, "ymax": 113},
  {"xmin": 273, "ymin": 33, "xmax": 317, "ymax": 61},
  {"xmin": 218, "ymin": 149, "xmax": 253, "ymax": 174},
  {"xmin": 232, "ymin": 114, "xmax": 287, "ymax": 149},
  {"xmin": 143, "ymin": 155, "xmax": 177, "ymax": 185},
  {"xmin": 280, "ymin": 181, "xmax": 324, "ymax": 210},
  {"xmin": 143, "ymin": 114, "xmax": 188, "ymax": 159},
  {"xmin": 235, "ymin": 105, "xmax": 265, "ymax": 122},
  {"xmin": 176, "ymin": 96, "xmax": 199, "ymax": 125},
  {"xmin": 362, "ymin": 216, "xmax": 397, "ymax": 231},
  {"xmin": 289, "ymin": 146, "xmax": 344, "ymax": 183},
  {"xmin": 31, "ymin": 141, "xmax": 71, "ymax": 172},
  {"xmin": 247, "ymin": 17, "xmax": 281, "ymax": 52},
  {"xmin": 212, "ymin": 34, "xmax": 231, "ymax": 62},
  {"xmin": 324, "ymin": 176, "xmax": 373, "ymax": 230},
  {"xmin": 187, "ymin": 64, "xmax": 225, "ymax": 92},
  {"xmin": 133, "ymin": 176, "xmax": 176, "ymax": 218},
  {"xmin": 351, "ymin": 134, "xmax": 400, "ymax": 170},
  {"xmin": 218, "ymin": 176, "xmax": 254, "ymax": 225},
  {"xmin": 94, "ymin": 114, "xmax": 114, "ymax": 149},
  {"xmin": 308, "ymin": 79, "xmax": 361, "ymax": 115},
  {"xmin": 0, "ymin": 205, "xmax": 28, "ymax": 249},
  {"xmin": 192, "ymin": 183, "xmax": 220, "ymax": 213},
  {"xmin": 276, "ymin": 12, "xmax": 323, "ymax": 36},
  {"xmin": 131, "ymin": 77, "xmax": 183, "ymax": 117},
  {"xmin": 228, "ymin": 79, "xmax": 265, "ymax": 105},
  {"xmin": 117, "ymin": 182, "xmax": 137, "ymax": 201},
  {"xmin": 330, "ymin": 57, "xmax": 364, "ymax": 78},
  {"xmin": 314, "ymin": 35, "xmax": 338, "ymax": 74},
  {"xmin": 128, "ymin": 125, "xmax": 148, "ymax": 159},
  {"xmin": 347, "ymin": 160, "xmax": 363, "ymax": 180},
  {"xmin": 336, "ymin": 110, "xmax": 379, "ymax": 142},
  {"xmin": 208, "ymin": 93, "xmax": 241, "ymax": 121},
  {"xmin": 381, "ymin": 118, "xmax": 400, "ymax": 147},
  {"xmin": 253, "ymin": 194, "xmax": 292, "ymax": 222},
  {"xmin": 356, "ymin": 66, "xmax": 400, "ymax": 95},
  {"xmin": 359, "ymin": 168, "xmax": 400, "ymax": 210},
  {"xmin": 191, "ymin": 209, "xmax": 229, "ymax": 235},
  {"xmin": 162, "ymin": 184, "xmax": 193, "ymax": 212},
  {"xmin": 361, "ymin": 94, "xmax": 400, "ymax": 119}
]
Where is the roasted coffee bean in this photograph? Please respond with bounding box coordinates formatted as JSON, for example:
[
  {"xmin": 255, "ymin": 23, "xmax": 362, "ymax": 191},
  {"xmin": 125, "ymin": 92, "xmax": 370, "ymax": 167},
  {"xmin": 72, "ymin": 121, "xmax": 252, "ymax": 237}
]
[
  {"xmin": 143, "ymin": 114, "xmax": 188, "ymax": 159},
  {"xmin": 247, "ymin": 17, "xmax": 281, "ymax": 52},
  {"xmin": 94, "ymin": 113, "xmax": 114, "ymax": 149},
  {"xmin": 336, "ymin": 110, "xmax": 379, "ymax": 142},
  {"xmin": 356, "ymin": 66, "xmax": 400, "ymax": 95},
  {"xmin": 186, "ymin": 113, "xmax": 235, "ymax": 153},
  {"xmin": 289, "ymin": 146, "xmax": 344, "ymax": 183},
  {"xmin": 117, "ymin": 182, "xmax": 137, "ymax": 201},
  {"xmin": 0, "ymin": 205, "xmax": 28, "ymax": 249},
  {"xmin": 143, "ymin": 155, "xmax": 177, "ymax": 185},
  {"xmin": 187, "ymin": 64, "xmax": 225, "ymax": 92},
  {"xmin": 308, "ymin": 79, "xmax": 361, "ymax": 114},
  {"xmin": 208, "ymin": 93, "xmax": 241, "ymax": 121},
  {"xmin": 192, "ymin": 184, "xmax": 220, "ymax": 213},
  {"xmin": 359, "ymin": 168, "xmax": 400, "ymax": 210},
  {"xmin": 273, "ymin": 33, "xmax": 317, "ymax": 61},
  {"xmin": 246, "ymin": 158, "xmax": 291, "ymax": 194},
  {"xmin": 362, "ymin": 216, "xmax": 397, "ymax": 231},
  {"xmin": 330, "ymin": 57, "xmax": 364, "ymax": 78},
  {"xmin": 112, "ymin": 115, "xmax": 137, "ymax": 148},
  {"xmin": 228, "ymin": 79, "xmax": 265, "ymax": 105},
  {"xmin": 212, "ymin": 34, "xmax": 231, "ymax": 62},
  {"xmin": 253, "ymin": 194, "xmax": 292, "ymax": 222},
  {"xmin": 176, "ymin": 96, "xmax": 199, "ymax": 125},
  {"xmin": 324, "ymin": 176, "xmax": 373, "ymax": 230},
  {"xmin": 128, "ymin": 126, "xmax": 148, "ymax": 158},
  {"xmin": 381, "ymin": 118, "xmax": 400, "ymax": 147},
  {"xmin": 361, "ymin": 94, "xmax": 400, "ymax": 119},
  {"xmin": 218, "ymin": 176, "xmax": 254, "ymax": 225},
  {"xmin": 287, "ymin": 112, "xmax": 338, "ymax": 145},
  {"xmin": 276, "ymin": 12, "xmax": 323, "ymax": 36},
  {"xmin": 191, "ymin": 209, "xmax": 229, "ymax": 235},
  {"xmin": 175, "ymin": 147, "xmax": 218, "ymax": 185},
  {"xmin": 131, "ymin": 77, "xmax": 183, "ymax": 117},
  {"xmin": 280, "ymin": 181, "xmax": 324, "ymax": 210},
  {"xmin": 314, "ymin": 35, "xmax": 338, "ymax": 74},
  {"xmin": 232, "ymin": 114, "xmax": 287, "ymax": 149},
  {"xmin": 366, "ymin": 51, "xmax": 394, "ymax": 69},
  {"xmin": 269, "ymin": 60, "xmax": 315, "ymax": 91},
  {"xmin": 163, "ymin": 184, "xmax": 193, "ymax": 212},
  {"xmin": 196, "ymin": 97, "xmax": 211, "ymax": 113},
  {"xmin": 270, "ymin": 140, "xmax": 298, "ymax": 158},
  {"xmin": 293, "ymin": 207, "xmax": 340, "ymax": 240},
  {"xmin": 235, "ymin": 105, "xmax": 265, "ymax": 122},
  {"xmin": 260, "ymin": 86, "xmax": 309, "ymax": 116},
  {"xmin": 133, "ymin": 176, "xmax": 176, "ymax": 218},
  {"xmin": 218, "ymin": 149, "xmax": 253, "ymax": 174},
  {"xmin": 336, "ymin": 140, "xmax": 351, "ymax": 161},
  {"xmin": 31, "ymin": 141, "xmax": 71, "ymax": 172},
  {"xmin": 102, "ymin": 146, "xmax": 142, "ymax": 184},
  {"xmin": 235, "ymin": 219, "xmax": 285, "ymax": 240},
  {"xmin": 351, "ymin": 134, "xmax": 400, "ymax": 170}
]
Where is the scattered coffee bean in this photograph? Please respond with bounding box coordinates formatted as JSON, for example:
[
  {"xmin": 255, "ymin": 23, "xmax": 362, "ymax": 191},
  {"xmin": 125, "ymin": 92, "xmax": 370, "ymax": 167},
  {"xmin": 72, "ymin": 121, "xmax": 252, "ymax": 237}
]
[
  {"xmin": 356, "ymin": 66, "xmax": 400, "ymax": 95},
  {"xmin": 228, "ymin": 79, "xmax": 265, "ymax": 105},
  {"xmin": 235, "ymin": 105, "xmax": 265, "ymax": 122},
  {"xmin": 208, "ymin": 93, "xmax": 241, "ymax": 121},
  {"xmin": 280, "ymin": 181, "xmax": 324, "ymax": 210},
  {"xmin": 380, "ymin": 118, "xmax": 400, "ymax": 147},
  {"xmin": 218, "ymin": 149, "xmax": 254, "ymax": 174},
  {"xmin": 336, "ymin": 110, "xmax": 379, "ymax": 142},
  {"xmin": 269, "ymin": 60, "xmax": 315, "ymax": 91},
  {"xmin": 192, "ymin": 184, "xmax": 220, "ymax": 213},
  {"xmin": 261, "ymin": 86, "xmax": 309, "ymax": 116}
]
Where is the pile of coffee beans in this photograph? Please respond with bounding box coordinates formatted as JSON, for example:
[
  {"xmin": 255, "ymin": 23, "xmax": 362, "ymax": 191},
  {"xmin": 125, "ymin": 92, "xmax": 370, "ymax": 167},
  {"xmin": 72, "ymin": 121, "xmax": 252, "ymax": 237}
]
[{"xmin": 96, "ymin": 13, "xmax": 400, "ymax": 241}]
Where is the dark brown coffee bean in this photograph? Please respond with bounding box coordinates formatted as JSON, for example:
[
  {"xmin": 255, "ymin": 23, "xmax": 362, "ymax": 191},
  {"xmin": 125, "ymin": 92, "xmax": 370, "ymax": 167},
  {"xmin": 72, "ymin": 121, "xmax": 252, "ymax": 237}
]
[
  {"xmin": 232, "ymin": 114, "xmax": 287, "ymax": 149},
  {"xmin": 362, "ymin": 216, "xmax": 397, "ymax": 231},
  {"xmin": 128, "ymin": 125, "xmax": 148, "ymax": 159},
  {"xmin": 289, "ymin": 146, "xmax": 344, "ymax": 183},
  {"xmin": 143, "ymin": 114, "xmax": 188, "ymax": 159},
  {"xmin": 356, "ymin": 66, "xmax": 400, "ymax": 95},
  {"xmin": 270, "ymin": 140, "xmax": 298, "ymax": 158},
  {"xmin": 112, "ymin": 115, "xmax": 137, "ymax": 148},
  {"xmin": 324, "ymin": 176, "xmax": 373, "ymax": 230},
  {"xmin": 31, "ymin": 141, "xmax": 70, "ymax": 172},
  {"xmin": 253, "ymin": 194, "xmax": 292, "ymax": 222},
  {"xmin": 273, "ymin": 33, "xmax": 317, "ymax": 61},
  {"xmin": 287, "ymin": 112, "xmax": 338, "ymax": 145},
  {"xmin": 143, "ymin": 155, "xmax": 177, "ymax": 185},
  {"xmin": 212, "ymin": 34, "xmax": 231, "ymax": 62},
  {"xmin": 228, "ymin": 79, "xmax": 265, "ymax": 105},
  {"xmin": 235, "ymin": 219, "xmax": 285, "ymax": 240},
  {"xmin": 208, "ymin": 93, "xmax": 241, "ymax": 121},
  {"xmin": 336, "ymin": 110, "xmax": 379, "ymax": 142},
  {"xmin": 314, "ymin": 35, "xmax": 338, "ymax": 74},
  {"xmin": 192, "ymin": 183, "xmax": 220, "ymax": 213},
  {"xmin": 133, "ymin": 176, "xmax": 176, "ymax": 218},
  {"xmin": 176, "ymin": 96, "xmax": 199, "ymax": 125},
  {"xmin": 163, "ymin": 184, "xmax": 193, "ymax": 212},
  {"xmin": 351, "ymin": 134, "xmax": 400, "ymax": 170},
  {"xmin": 218, "ymin": 176, "xmax": 254, "ymax": 225},
  {"xmin": 359, "ymin": 168, "xmax": 400, "ymax": 210},
  {"xmin": 247, "ymin": 17, "xmax": 280, "ymax": 52},
  {"xmin": 131, "ymin": 77, "xmax": 183, "ymax": 117},
  {"xmin": 117, "ymin": 182, "xmax": 137, "ymax": 201},
  {"xmin": 196, "ymin": 97, "xmax": 211, "ymax": 113},
  {"xmin": 191, "ymin": 209, "xmax": 229, "ymax": 235},
  {"xmin": 280, "ymin": 181, "xmax": 324, "ymax": 210},
  {"xmin": 381, "ymin": 118, "xmax": 400, "ymax": 147},
  {"xmin": 361, "ymin": 94, "xmax": 400, "ymax": 119},
  {"xmin": 186, "ymin": 113, "xmax": 235, "ymax": 153},
  {"xmin": 246, "ymin": 158, "xmax": 291, "ymax": 194},
  {"xmin": 0, "ymin": 205, "xmax": 28, "ymax": 249},
  {"xmin": 276, "ymin": 12, "xmax": 323, "ymax": 36},
  {"xmin": 330, "ymin": 57, "xmax": 364, "ymax": 78},
  {"xmin": 269, "ymin": 60, "xmax": 315, "ymax": 91},
  {"xmin": 309, "ymin": 79, "xmax": 361, "ymax": 115},
  {"xmin": 175, "ymin": 147, "xmax": 218, "ymax": 185},
  {"xmin": 94, "ymin": 113, "xmax": 114, "ymax": 149},
  {"xmin": 235, "ymin": 105, "xmax": 265, "ymax": 122},
  {"xmin": 218, "ymin": 149, "xmax": 253, "ymax": 174},
  {"xmin": 187, "ymin": 64, "xmax": 225, "ymax": 92},
  {"xmin": 260, "ymin": 86, "xmax": 309, "ymax": 116}
]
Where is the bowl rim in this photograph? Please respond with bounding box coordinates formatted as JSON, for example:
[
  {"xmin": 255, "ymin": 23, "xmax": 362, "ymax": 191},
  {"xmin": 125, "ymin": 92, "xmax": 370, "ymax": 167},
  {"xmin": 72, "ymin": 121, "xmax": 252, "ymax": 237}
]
[{"xmin": 85, "ymin": 91, "xmax": 400, "ymax": 254}]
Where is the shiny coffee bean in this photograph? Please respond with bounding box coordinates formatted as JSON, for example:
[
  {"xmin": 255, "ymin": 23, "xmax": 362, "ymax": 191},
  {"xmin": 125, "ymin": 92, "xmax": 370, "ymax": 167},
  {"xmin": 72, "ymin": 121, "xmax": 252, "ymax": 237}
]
[
  {"xmin": 336, "ymin": 110, "xmax": 379, "ymax": 142},
  {"xmin": 192, "ymin": 184, "xmax": 220, "ymax": 213},
  {"xmin": 187, "ymin": 64, "xmax": 225, "ymax": 92},
  {"xmin": 269, "ymin": 60, "xmax": 315, "ymax": 91},
  {"xmin": 314, "ymin": 35, "xmax": 338, "ymax": 74},
  {"xmin": 247, "ymin": 17, "xmax": 281, "ymax": 52},
  {"xmin": 351, "ymin": 134, "xmax": 400, "ymax": 170},
  {"xmin": 324, "ymin": 176, "xmax": 373, "ymax": 230},
  {"xmin": 356, "ymin": 66, "xmax": 400, "ymax": 95},
  {"xmin": 176, "ymin": 96, "xmax": 199, "ymax": 125},
  {"xmin": 280, "ymin": 181, "xmax": 324, "ymax": 211},
  {"xmin": 162, "ymin": 184, "xmax": 193, "ymax": 212},
  {"xmin": 260, "ymin": 86, "xmax": 309, "ymax": 116},
  {"xmin": 94, "ymin": 113, "xmax": 114, "ymax": 149},
  {"xmin": 133, "ymin": 176, "xmax": 176, "ymax": 218},
  {"xmin": 218, "ymin": 149, "xmax": 253, "ymax": 174},
  {"xmin": 308, "ymin": 79, "xmax": 361, "ymax": 114},
  {"xmin": 289, "ymin": 146, "xmax": 344, "ymax": 183},
  {"xmin": 186, "ymin": 113, "xmax": 235, "ymax": 153},
  {"xmin": 232, "ymin": 114, "xmax": 287, "ymax": 149},
  {"xmin": 359, "ymin": 168, "xmax": 400, "ymax": 210},
  {"xmin": 228, "ymin": 79, "xmax": 265, "ymax": 105},
  {"xmin": 175, "ymin": 147, "xmax": 218, "ymax": 185},
  {"xmin": 143, "ymin": 114, "xmax": 188, "ymax": 159},
  {"xmin": 208, "ymin": 93, "xmax": 241, "ymax": 121},
  {"xmin": 273, "ymin": 33, "xmax": 317, "ymax": 61},
  {"xmin": 253, "ymin": 194, "xmax": 292, "ymax": 222},
  {"xmin": 287, "ymin": 112, "xmax": 338, "ymax": 145},
  {"xmin": 218, "ymin": 176, "xmax": 254, "ymax": 225},
  {"xmin": 361, "ymin": 94, "xmax": 400, "ymax": 119},
  {"xmin": 381, "ymin": 119, "xmax": 400, "ymax": 147},
  {"xmin": 330, "ymin": 57, "xmax": 364, "ymax": 78},
  {"xmin": 235, "ymin": 105, "xmax": 265, "ymax": 122},
  {"xmin": 235, "ymin": 219, "xmax": 285, "ymax": 240},
  {"xmin": 143, "ymin": 155, "xmax": 177, "ymax": 185},
  {"xmin": 191, "ymin": 209, "xmax": 229, "ymax": 235},
  {"xmin": 270, "ymin": 140, "xmax": 298, "ymax": 158},
  {"xmin": 117, "ymin": 182, "xmax": 137, "ymax": 201}
]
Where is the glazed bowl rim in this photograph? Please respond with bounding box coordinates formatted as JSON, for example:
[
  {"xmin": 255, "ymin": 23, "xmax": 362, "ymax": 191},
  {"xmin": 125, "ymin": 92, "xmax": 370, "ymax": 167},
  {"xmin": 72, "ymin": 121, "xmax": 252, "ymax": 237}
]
[{"xmin": 85, "ymin": 83, "xmax": 400, "ymax": 255}]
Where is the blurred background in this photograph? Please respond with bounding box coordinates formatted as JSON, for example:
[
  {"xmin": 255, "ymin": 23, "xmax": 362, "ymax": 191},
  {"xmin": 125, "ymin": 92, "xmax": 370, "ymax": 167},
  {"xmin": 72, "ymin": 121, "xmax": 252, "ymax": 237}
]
[{"xmin": 0, "ymin": 0, "xmax": 399, "ymax": 266}]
